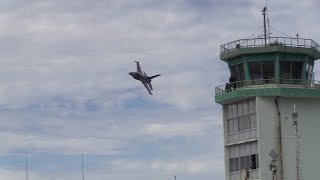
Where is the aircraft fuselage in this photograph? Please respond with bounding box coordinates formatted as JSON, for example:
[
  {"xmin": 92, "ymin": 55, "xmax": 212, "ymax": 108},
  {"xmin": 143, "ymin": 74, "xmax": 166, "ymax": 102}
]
[{"xmin": 129, "ymin": 72, "xmax": 151, "ymax": 83}]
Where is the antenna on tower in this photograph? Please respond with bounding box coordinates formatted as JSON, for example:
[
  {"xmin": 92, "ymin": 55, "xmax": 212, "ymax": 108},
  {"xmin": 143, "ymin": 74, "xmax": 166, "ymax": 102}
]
[
  {"xmin": 265, "ymin": 0, "xmax": 271, "ymax": 40},
  {"xmin": 269, "ymin": 149, "xmax": 279, "ymax": 180},
  {"xmin": 262, "ymin": 7, "xmax": 267, "ymax": 45},
  {"xmin": 292, "ymin": 104, "xmax": 302, "ymax": 180}
]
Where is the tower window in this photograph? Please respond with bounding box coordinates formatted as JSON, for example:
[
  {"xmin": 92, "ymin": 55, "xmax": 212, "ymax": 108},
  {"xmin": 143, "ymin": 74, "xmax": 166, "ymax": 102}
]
[
  {"xmin": 249, "ymin": 61, "xmax": 275, "ymax": 81},
  {"xmin": 250, "ymin": 115, "xmax": 257, "ymax": 129},
  {"xmin": 252, "ymin": 154, "xmax": 259, "ymax": 169},
  {"xmin": 228, "ymin": 141, "xmax": 259, "ymax": 173},
  {"xmin": 226, "ymin": 99, "xmax": 256, "ymax": 134},
  {"xmin": 230, "ymin": 64, "xmax": 245, "ymax": 81},
  {"xmin": 229, "ymin": 158, "xmax": 240, "ymax": 173},
  {"xmin": 292, "ymin": 61, "xmax": 302, "ymax": 79},
  {"xmin": 262, "ymin": 62, "xmax": 275, "ymax": 79},
  {"xmin": 249, "ymin": 62, "xmax": 262, "ymax": 79},
  {"xmin": 239, "ymin": 116, "xmax": 250, "ymax": 131},
  {"xmin": 306, "ymin": 63, "xmax": 313, "ymax": 82},
  {"xmin": 240, "ymin": 156, "xmax": 246, "ymax": 169},
  {"xmin": 280, "ymin": 61, "xmax": 290, "ymax": 79},
  {"xmin": 229, "ymin": 158, "xmax": 235, "ymax": 172},
  {"xmin": 235, "ymin": 158, "xmax": 240, "ymax": 172},
  {"xmin": 280, "ymin": 61, "xmax": 303, "ymax": 80},
  {"xmin": 229, "ymin": 154, "xmax": 259, "ymax": 172}
]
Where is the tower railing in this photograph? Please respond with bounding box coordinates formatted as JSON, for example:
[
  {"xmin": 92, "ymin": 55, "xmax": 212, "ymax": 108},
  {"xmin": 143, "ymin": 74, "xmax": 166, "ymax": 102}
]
[
  {"xmin": 220, "ymin": 37, "xmax": 320, "ymax": 54},
  {"xmin": 215, "ymin": 79, "xmax": 320, "ymax": 95}
]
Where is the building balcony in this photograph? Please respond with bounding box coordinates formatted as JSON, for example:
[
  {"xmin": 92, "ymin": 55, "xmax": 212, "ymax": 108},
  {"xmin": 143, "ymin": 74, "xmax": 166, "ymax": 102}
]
[
  {"xmin": 215, "ymin": 79, "xmax": 320, "ymax": 104},
  {"xmin": 220, "ymin": 37, "xmax": 320, "ymax": 60}
]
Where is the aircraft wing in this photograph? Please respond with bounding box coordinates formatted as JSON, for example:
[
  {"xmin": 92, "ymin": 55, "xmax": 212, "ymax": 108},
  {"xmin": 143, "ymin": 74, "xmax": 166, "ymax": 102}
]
[
  {"xmin": 142, "ymin": 82, "xmax": 152, "ymax": 95},
  {"xmin": 148, "ymin": 82, "xmax": 153, "ymax": 91},
  {"xmin": 134, "ymin": 61, "xmax": 142, "ymax": 73}
]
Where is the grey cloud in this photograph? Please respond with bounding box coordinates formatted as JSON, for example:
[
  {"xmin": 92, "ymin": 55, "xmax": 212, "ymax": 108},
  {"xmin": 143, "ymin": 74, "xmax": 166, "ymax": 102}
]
[{"xmin": 0, "ymin": 0, "xmax": 320, "ymax": 180}]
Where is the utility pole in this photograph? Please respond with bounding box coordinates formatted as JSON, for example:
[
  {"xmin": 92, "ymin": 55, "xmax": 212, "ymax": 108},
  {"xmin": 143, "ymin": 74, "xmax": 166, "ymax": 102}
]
[
  {"xmin": 293, "ymin": 104, "xmax": 302, "ymax": 180},
  {"xmin": 82, "ymin": 153, "xmax": 85, "ymax": 180},
  {"xmin": 25, "ymin": 152, "xmax": 29, "ymax": 180}
]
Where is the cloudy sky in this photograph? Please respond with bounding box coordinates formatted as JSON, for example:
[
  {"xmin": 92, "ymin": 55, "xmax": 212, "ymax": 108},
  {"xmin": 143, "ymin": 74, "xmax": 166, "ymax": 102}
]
[{"xmin": 1, "ymin": 0, "xmax": 320, "ymax": 180}]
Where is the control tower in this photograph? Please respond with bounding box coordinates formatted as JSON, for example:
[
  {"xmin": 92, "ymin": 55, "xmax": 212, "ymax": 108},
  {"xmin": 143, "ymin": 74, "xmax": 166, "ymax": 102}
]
[{"xmin": 214, "ymin": 17, "xmax": 320, "ymax": 180}]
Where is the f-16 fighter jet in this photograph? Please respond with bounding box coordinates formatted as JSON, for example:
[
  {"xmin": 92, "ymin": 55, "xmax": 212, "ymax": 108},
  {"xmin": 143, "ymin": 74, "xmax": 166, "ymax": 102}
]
[{"xmin": 129, "ymin": 61, "xmax": 161, "ymax": 95}]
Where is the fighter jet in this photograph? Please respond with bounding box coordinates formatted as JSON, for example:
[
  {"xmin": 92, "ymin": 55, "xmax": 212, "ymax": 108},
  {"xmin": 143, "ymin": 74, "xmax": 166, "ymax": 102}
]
[{"xmin": 129, "ymin": 61, "xmax": 161, "ymax": 95}]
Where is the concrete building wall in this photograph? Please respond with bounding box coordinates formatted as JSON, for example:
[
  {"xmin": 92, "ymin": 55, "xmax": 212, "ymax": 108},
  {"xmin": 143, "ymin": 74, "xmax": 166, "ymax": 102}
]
[
  {"xmin": 256, "ymin": 97, "xmax": 283, "ymax": 180},
  {"xmin": 223, "ymin": 105, "xmax": 229, "ymax": 180},
  {"xmin": 257, "ymin": 97, "xmax": 320, "ymax": 180},
  {"xmin": 277, "ymin": 97, "xmax": 320, "ymax": 180}
]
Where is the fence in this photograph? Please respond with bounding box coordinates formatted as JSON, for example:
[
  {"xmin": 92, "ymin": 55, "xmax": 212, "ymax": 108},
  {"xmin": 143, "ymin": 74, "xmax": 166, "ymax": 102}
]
[
  {"xmin": 215, "ymin": 79, "xmax": 320, "ymax": 95},
  {"xmin": 220, "ymin": 37, "xmax": 320, "ymax": 54}
]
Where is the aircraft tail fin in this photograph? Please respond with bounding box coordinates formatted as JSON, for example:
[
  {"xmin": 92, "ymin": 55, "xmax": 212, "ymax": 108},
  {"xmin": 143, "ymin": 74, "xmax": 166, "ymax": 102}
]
[{"xmin": 149, "ymin": 74, "xmax": 161, "ymax": 79}]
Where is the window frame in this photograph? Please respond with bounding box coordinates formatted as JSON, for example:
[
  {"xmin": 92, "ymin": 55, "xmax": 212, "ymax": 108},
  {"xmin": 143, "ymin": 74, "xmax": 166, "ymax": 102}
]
[
  {"xmin": 226, "ymin": 99, "xmax": 256, "ymax": 135},
  {"xmin": 280, "ymin": 61, "xmax": 303, "ymax": 80},
  {"xmin": 248, "ymin": 61, "xmax": 275, "ymax": 80},
  {"xmin": 228, "ymin": 142, "xmax": 259, "ymax": 173},
  {"xmin": 230, "ymin": 64, "xmax": 246, "ymax": 81}
]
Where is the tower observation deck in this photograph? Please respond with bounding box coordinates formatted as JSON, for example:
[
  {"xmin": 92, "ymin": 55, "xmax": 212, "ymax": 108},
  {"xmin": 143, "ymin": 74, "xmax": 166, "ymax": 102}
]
[{"xmin": 215, "ymin": 36, "xmax": 320, "ymax": 104}]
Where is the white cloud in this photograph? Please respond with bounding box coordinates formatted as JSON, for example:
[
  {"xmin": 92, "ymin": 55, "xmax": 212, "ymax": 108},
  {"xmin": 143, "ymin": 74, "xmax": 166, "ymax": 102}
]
[
  {"xmin": 0, "ymin": 132, "xmax": 124, "ymax": 154},
  {"xmin": 143, "ymin": 121, "xmax": 214, "ymax": 138},
  {"xmin": 109, "ymin": 156, "xmax": 224, "ymax": 174},
  {"xmin": 0, "ymin": 167, "xmax": 94, "ymax": 180},
  {"xmin": 0, "ymin": 169, "xmax": 25, "ymax": 180}
]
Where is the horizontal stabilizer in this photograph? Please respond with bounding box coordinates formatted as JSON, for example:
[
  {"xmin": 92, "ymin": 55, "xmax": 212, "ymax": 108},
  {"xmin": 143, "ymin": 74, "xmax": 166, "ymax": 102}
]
[{"xmin": 149, "ymin": 74, "xmax": 161, "ymax": 79}]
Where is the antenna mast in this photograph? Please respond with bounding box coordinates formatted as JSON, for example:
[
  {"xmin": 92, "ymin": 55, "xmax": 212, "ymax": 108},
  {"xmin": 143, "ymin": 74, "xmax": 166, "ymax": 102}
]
[
  {"xmin": 262, "ymin": 7, "xmax": 267, "ymax": 45},
  {"xmin": 292, "ymin": 104, "xmax": 302, "ymax": 180},
  {"xmin": 265, "ymin": 0, "xmax": 271, "ymax": 41},
  {"xmin": 269, "ymin": 149, "xmax": 279, "ymax": 180}
]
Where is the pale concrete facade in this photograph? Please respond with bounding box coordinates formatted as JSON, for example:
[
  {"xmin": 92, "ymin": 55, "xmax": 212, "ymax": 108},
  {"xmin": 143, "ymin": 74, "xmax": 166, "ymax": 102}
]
[
  {"xmin": 257, "ymin": 97, "xmax": 320, "ymax": 180},
  {"xmin": 222, "ymin": 97, "xmax": 320, "ymax": 180}
]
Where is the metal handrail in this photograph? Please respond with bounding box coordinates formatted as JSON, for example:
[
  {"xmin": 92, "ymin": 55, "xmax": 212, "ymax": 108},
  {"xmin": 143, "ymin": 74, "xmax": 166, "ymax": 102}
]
[
  {"xmin": 220, "ymin": 37, "xmax": 320, "ymax": 54},
  {"xmin": 215, "ymin": 78, "xmax": 320, "ymax": 95}
]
